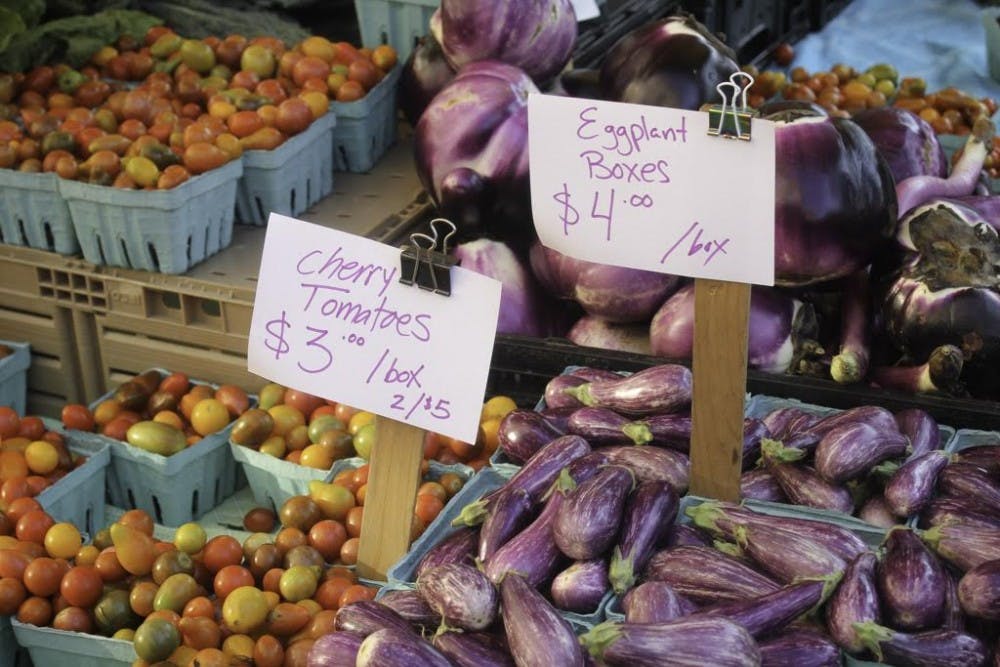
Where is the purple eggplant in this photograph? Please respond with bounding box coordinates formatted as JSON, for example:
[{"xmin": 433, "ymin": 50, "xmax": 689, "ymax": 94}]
[
  {"xmin": 760, "ymin": 440, "xmax": 855, "ymax": 513},
  {"xmin": 955, "ymin": 445, "xmax": 1000, "ymax": 476},
  {"xmin": 742, "ymin": 418, "xmax": 770, "ymax": 468},
  {"xmin": 398, "ymin": 32, "xmax": 455, "ymax": 128},
  {"xmin": 376, "ymin": 589, "xmax": 441, "ymax": 629},
  {"xmin": 939, "ymin": 462, "xmax": 1000, "ymax": 514},
  {"xmin": 600, "ymin": 445, "xmax": 690, "ymax": 494},
  {"xmin": 854, "ymin": 622, "xmax": 988, "ymax": 667},
  {"xmin": 538, "ymin": 406, "xmax": 577, "ymax": 432},
  {"xmin": 417, "ymin": 563, "xmax": 498, "ymax": 631},
  {"xmin": 497, "ymin": 409, "xmax": 566, "ymax": 464},
  {"xmin": 700, "ymin": 577, "xmax": 834, "ymax": 639},
  {"xmin": 758, "ymin": 628, "xmax": 841, "ymax": 667},
  {"xmin": 944, "ymin": 569, "xmax": 966, "ymax": 631},
  {"xmin": 579, "ymin": 617, "xmax": 761, "ymax": 667},
  {"xmin": 432, "ymin": 631, "xmax": 515, "ymax": 667},
  {"xmin": 484, "ymin": 483, "xmax": 569, "ymax": 587},
  {"xmin": 644, "ymin": 545, "xmax": 781, "ymax": 605},
  {"xmin": 665, "ymin": 523, "xmax": 711, "ymax": 548},
  {"xmin": 477, "ymin": 488, "xmax": 533, "ymax": 563},
  {"xmin": 635, "ymin": 413, "xmax": 694, "ymax": 450},
  {"xmin": 568, "ymin": 315, "xmax": 653, "ymax": 355},
  {"xmin": 740, "ymin": 468, "xmax": 787, "ymax": 503},
  {"xmin": 416, "ymin": 526, "xmax": 479, "ymax": 577},
  {"xmin": 567, "ymin": 407, "xmax": 647, "ymax": 446},
  {"xmin": 563, "ymin": 364, "xmax": 692, "ymax": 417},
  {"xmin": 609, "ymin": 480, "xmax": 678, "ymax": 594},
  {"xmin": 565, "ymin": 450, "xmax": 609, "ymax": 486},
  {"xmin": 334, "ymin": 601, "xmax": 416, "ymax": 637},
  {"xmin": 570, "ymin": 367, "xmax": 629, "ymax": 382},
  {"xmin": 827, "ymin": 552, "xmax": 881, "ymax": 654},
  {"xmin": 554, "ymin": 465, "xmax": 634, "ymax": 560},
  {"xmin": 853, "ymin": 106, "xmax": 948, "ymax": 183},
  {"xmin": 958, "ymin": 559, "xmax": 1000, "ymax": 620},
  {"xmin": 544, "ymin": 374, "xmax": 587, "ymax": 409},
  {"xmin": 621, "ymin": 581, "xmax": 697, "ymax": 623},
  {"xmin": 859, "ymin": 494, "xmax": 899, "ymax": 528},
  {"xmin": 878, "ymin": 527, "xmax": 947, "ymax": 631},
  {"xmin": 830, "ymin": 268, "xmax": 873, "ymax": 384},
  {"xmin": 762, "ymin": 407, "xmax": 817, "ymax": 440},
  {"xmin": 814, "ymin": 421, "xmax": 909, "ymax": 483},
  {"xmin": 923, "ymin": 523, "xmax": 1000, "ymax": 571},
  {"xmin": 885, "ymin": 450, "xmax": 952, "ymax": 518},
  {"xmin": 895, "ymin": 408, "xmax": 943, "ymax": 459},
  {"xmin": 551, "ymin": 559, "xmax": 609, "ymax": 614},
  {"xmin": 735, "ymin": 522, "xmax": 846, "ymax": 584},
  {"xmin": 920, "ymin": 496, "xmax": 1000, "ymax": 531},
  {"xmin": 807, "ymin": 405, "xmax": 901, "ymax": 440},
  {"xmin": 356, "ymin": 627, "xmax": 453, "ymax": 667},
  {"xmin": 501, "ymin": 573, "xmax": 585, "ymax": 667},
  {"xmin": 308, "ymin": 630, "xmax": 365, "ymax": 666}
]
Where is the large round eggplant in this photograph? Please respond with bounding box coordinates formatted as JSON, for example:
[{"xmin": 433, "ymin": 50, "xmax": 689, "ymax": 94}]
[
  {"xmin": 563, "ymin": 364, "xmax": 692, "ymax": 417},
  {"xmin": 827, "ymin": 552, "xmax": 881, "ymax": 654},
  {"xmin": 497, "ymin": 409, "xmax": 566, "ymax": 464},
  {"xmin": 417, "ymin": 563, "xmax": 498, "ymax": 631},
  {"xmin": 814, "ymin": 421, "xmax": 909, "ymax": 484},
  {"xmin": 416, "ymin": 526, "xmax": 479, "ymax": 577},
  {"xmin": 609, "ymin": 480, "xmax": 678, "ymax": 594},
  {"xmin": 600, "ymin": 445, "xmax": 690, "ymax": 494},
  {"xmin": 877, "ymin": 527, "xmax": 947, "ymax": 631},
  {"xmin": 500, "ymin": 573, "xmax": 585, "ymax": 667},
  {"xmin": 923, "ymin": 523, "xmax": 1000, "ymax": 572},
  {"xmin": 621, "ymin": 581, "xmax": 696, "ymax": 623},
  {"xmin": 551, "ymin": 559, "xmax": 610, "ymax": 614},
  {"xmin": 757, "ymin": 628, "xmax": 841, "ymax": 667},
  {"xmin": 432, "ymin": 631, "xmax": 515, "ymax": 667},
  {"xmin": 554, "ymin": 465, "xmax": 634, "ymax": 560},
  {"xmin": 356, "ymin": 628, "xmax": 453, "ymax": 667},
  {"xmin": 644, "ymin": 545, "xmax": 780, "ymax": 605},
  {"xmin": 854, "ymin": 622, "xmax": 988, "ymax": 667},
  {"xmin": 699, "ymin": 577, "xmax": 834, "ymax": 639},
  {"xmin": 580, "ymin": 617, "xmax": 761, "ymax": 667},
  {"xmin": 885, "ymin": 450, "xmax": 951, "ymax": 518},
  {"xmin": 477, "ymin": 487, "xmax": 534, "ymax": 563},
  {"xmin": 853, "ymin": 106, "xmax": 948, "ymax": 183},
  {"xmin": 958, "ymin": 559, "xmax": 1000, "ymax": 620},
  {"xmin": 334, "ymin": 601, "xmax": 416, "ymax": 637}
]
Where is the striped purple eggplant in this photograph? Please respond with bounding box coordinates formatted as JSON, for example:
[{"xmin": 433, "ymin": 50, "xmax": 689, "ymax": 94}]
[
  {"xmin": 944, "ymin": 569, "xmax": 966, "ymax": 631},
  {"xmin": 827, "ymin": 552, "xmax": 881, "ymax": 654},
  {"xmin": 579, "ymin": 617, "xmax": 761, "ymax": 667},
  {"xmin": 570, "ymin": 367, "xmax": 627, "ymax": 382},
  {"xmin": 760, "ymin": 440, "xmax": 855, "ymax": 513},
  {"xmin": 955, "ymin": 445, "xmax": 1000, "ymax": 476},
  {"xmin": 740, "ymin": 468, "xmax": 787, "ymax": 503},
  {"xmin": 356, "ymin": 628, "xmax": 453, "ymax": 667},
  {"xmin": 758, "ymin": 628, "xmax": 840, "ymax": 667},
  {"xmin": 807, "ymin": 405, "xmax": 900, "ymax": 439},
  {"xmin": 551, "ymin": 558, "xmax": 609, "ymax": 613},
  {"xmin": 484, "ymin": 484, "xmax": 569, "ymax": 587},
  {"xmin": 600, "ymin": 445, "xmax": 690, "ymax": 494},
  {"xmin": 477, "ymin": 488, "xmax": 533, "ymax": 562},
  {"xmin": 736, "ymin": 522, "xmax": 846, "ymax": 584},
  {"xmin": 376, "ymin": 589, "xmax": 441, "ymax": 629},
  {"xmin": 814, "ymin": 421, "xmax": 909, "ymax": 483},
  {"xmin": 699, "ymin": 576, "xmax": 835, "ymax": 638},
  {"xmin": 958, "ymin": 559, "xmax": 1000, "ymax": 620},
  {"xmin": 609, "ymin": 480, "xmax": 678, "ymax": 594},
  {"xmin": 539, "ymin": 406, "xmax": 577, "ymax": 432},
  {"xmin": 567, "ymin": 407, "xmax": 647, "ymax": 445},
  {"xmin": 741, "ymin": 418, "xmax": 770, "ymax": 469},
  {"xmin": 763, "ymin": 407, "xmax": 822, "ymax": 440},
  {"xmin": 501, "ymin": 573, "xmax": 585, "ymax": 667},
  {"xmin": 877, "ymin": 527, "xmax": 947, "ymax": 631},
  {"xmin": 417, "ymin": 563, "xmax": 498, "ymax": 631},
  {"xmin": 621, "ymin": 581, "xmax": 697, "ymax": 623},
  {"xmin": 563, "ymin": 364, "xmax": 693, "ymax": 417},
  {"xmin": 554, "ymin": 465, "xmax": 634, "ymax": 560},
  {"xmin": 859, "ymin": 494, "xmax": 898, "ymax": 528},
  {"xmin": 544, "ymin": 374, "xmax": 587, "ymax": 409},
  {"xmin": 630, "ymin": 412, "xmax": 693, "ymax": 450},
  {"xmin": 939, "ymin": 462, "xmax": 1000, "ymax": 515},
  {"xmin": 566, "ymin": 450, "xmax": 609, "ymax": 485},
  {"xmin": 665, "ymin": 523, "xmax": 711, "ymax": 548},
  {"xmin": 416, "ymin": 526, "xmax": 479, "ymax": 577},
  {"xmin": 644, "ymin": 545, "xmax": 781, "ymax": 605},
  {"xmin": 923, "ymin": 523, "xmax": 1000, "ymax": 571},
  {"xmin": 334, "ymin": 600, "xmax": 416, "ymax": 637},
  {"xmin": 854, "ymin": 622, "xmax": 988, "ymax": 667},
  {"xmin": 920, "ymin": 497, "xmax": 1000, "ymax": 531},
  {"xmin": 308, "ymin": 631, "xmax": 365, "ymax": 666},
  {"xmin": 497, "ymin": 409, "xmax": 566, "ymax": 463},
  {"xmin": 504, "ymin": 434, "xmax": 590, "ymax": 500},
  {"xmin": 895, "ymin": 408, "xmax": 942, "ymax": 459},
  {"xmin": 432, "ymin": 631, "xmax": 515, "ymax": 667},
  {"xmin": 885, "ymin": 450, "xmax": 951, "ymax": 518}
]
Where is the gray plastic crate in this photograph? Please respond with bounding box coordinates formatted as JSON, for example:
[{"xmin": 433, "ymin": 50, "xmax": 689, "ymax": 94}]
[
  {"xmin": 0, "ymin": 340, "xmax": 30, "ymax": 415},
  {"xmin": 37, "ymin": 417, "xmax": 112, "ymax": 536},
  {"xmin": 0, "ymin": 170, "xmax": 77, "ymax": 254},
  {"xmin": 330, "ymin": 65, "xmax": 401, "ymax": 173},
  {"xmin": 11, "ymin": 618, "xmax": 135, "ymax": 667},
  {"xmin": 354, "ymin": 0, "xmax": 438, "ymax": 63}
]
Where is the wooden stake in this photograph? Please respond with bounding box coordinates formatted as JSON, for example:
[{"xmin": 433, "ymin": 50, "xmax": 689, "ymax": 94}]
[
  {"xmin": 689, "ymin": 279, "xmax": 751, "ymax": 502},
  {"xmin": 356, "ymin": 416, "xmax": 425, "ymax": 580}
]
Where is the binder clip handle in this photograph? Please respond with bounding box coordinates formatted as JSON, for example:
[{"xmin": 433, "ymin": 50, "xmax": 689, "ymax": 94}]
[
  {"xmin": 706, "ymin": 71, "xmax": 759, "ymax": 141},
  {"xmin": 399, "ymin": 217, "xmax": 460, "ymax": 296}
]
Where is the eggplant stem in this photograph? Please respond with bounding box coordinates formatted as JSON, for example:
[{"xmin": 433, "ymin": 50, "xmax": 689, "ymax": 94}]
[
  {"xmin": 608, "ymin": 546, "xmax": 635, "ymax": 596},
  {"xmin": 622, "ymin": 421, "xmax": 653, "ymax": 446}
]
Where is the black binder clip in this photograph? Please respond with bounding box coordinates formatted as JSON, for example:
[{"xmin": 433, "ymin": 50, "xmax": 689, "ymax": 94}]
[
  {"xmin": 705, "ymin": 71, "xmax": 758, "ymax": 141},
  {"xmin": 399, "ymin": 218, "xmax": 459, "ymax": 296}
]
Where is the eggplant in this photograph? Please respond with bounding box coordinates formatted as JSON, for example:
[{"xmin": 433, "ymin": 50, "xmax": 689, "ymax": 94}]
[
  {"xmin": 376, "ymin": 589, "xmax": 441, "ymax": 630},
  {"xmin": 735, "ymin": 522, "xmax": 846, "ymax": 584},
  {"xmin": 958, "ymin": 559, "xmax": 1000, "ymax": 620},
  {"xmin": 563, "ymin": 364, "xmax": 692, "ymax": 417},
  {"xmin": 399, "ymin": 32, "xmax": 456, "ymax": 128},
  {"xmin": 830, "ymin": 268, "xmax": 873, "ymax": 384},
  {"xmin": 550, "ymin": 559, "xmax": 610, "ymax": 614},
  {"xmin": 565, "ymin": 451, "xmax": 610, "ymax": 486},
  {"xmin": 827, "ymin": 552, "xmax": 881, "ymax": 654},
  {"xmin": 814, "ymin": 421, "xmax": 909, "ymax": 483},
  {"xmin": 568, "ymin": 315, "xmax": 653, "ymax": 355},
  {"xmin": 895, "ymin": 408, "xmax": 943, "ymax": 459},
  {"xmin": 762, "ymin": 407, "xmax": 819, "ymax": 440},
  {"xmin": 758, "ymin": 628, "xmax": 841, "ymax": 667},
  {"xmin": 477, "ymin": 487, "xmax": 533, "ymax": 563},
  {"xmin": 923, "ymin": 523, "xmax": 1000, "ymax": 572},
  {"xmin": 334, "ymin": 600, "xmax": 416, "ymax": 637},
  {"xmin": 484, "ymin": 483, "xmax": 569, "ymax": 587},
  {"xmin": 740, "ymin": 468, "xmax": 787, "ymax": 503},
  {"xmin": 308, "ymin": 631, "xmax": 365, "ymax": 666},
  {"xmin": 621, "ymin": 581, "xmax": 697, "ymax": 623},
  {"xmin": 871, "ymin": 344, "xmax": 966, "ymax": 395},
  {"xmin": 955, "ymin": 445, "xmax": 1000, "ymax": 476},
  {"xmin": 497, "ymin": 409, "xmax": 566, "ymax": 464},
  {"xmin": 500, "ymin": 573, "xmax": 585, "ymax": 667},
  {"xmin": 554, "ymin": 465, "xmax": 633, "ymax": 560},
  {"xmin": 416, "ymin": 526, "xmax": 479, "ymax": 577},
  {"xmin": 432, "ymin": 631, "xmax": 515, "ymax": 667},
  {"xmin": 635, "ymin": 413, "xmax": 694, "ymax": 450},
  {"xmin": 579, "ymin": 617, "xmax": 761, "ymax": 667},
  {"xmin": 699, "ymin": 577, "xmax": 834, "ymax": 639},
  {"xmin": 417, "ymin": 563, "xmax": 498, "ymax": 631},
  {"xmin": 920, "ymin": 496, "xmax": 1000, "ymax": 531},
  {"xmin": 544, "ymin": 374, "xmax": 587, "ymax": 409},
  {"xmin": 741, "ymin": 418, "xmax": 770, "ymax": 468},
  {"xmin": 600, "ymin": 445, "xmax": 690, "ymax": 494},
  {"xmin": 853, "ymin": 106, "xmax": 948, "ymax": 183},
  {"xmin": 570, "ymin": 367, "xmax": 628, "ymax": 382},
  {"xmin": 854, "ymin": 622, "xmax": 988, "ymax": 667},
  {"xmin": 859, "ymin": 494, "xmax": 899, "ymax": 529},
  {"xmin": 885, "ymin": 450, "xmax": 951, "ymax": 518},
  {"xmin": 665, "ymin": 523, "xmax": 711, "ymax": 548},
  {"xmin": 760, "ymin": 440, "xmax": 855, "ymax": 513},
  {"xmin": 944, "ymin": 569, "xmax": 966, "ymax": 631},
  {"xmin": 806, "ymin": 405, "xmax": 900, "ymax": 439},
  {"xmin": 539, "ymin": 406, "xmax": 577, "ymax": 433},
  {"xmin": 567, "ymin": 407, "xmax": 648, "ymax": 446},
  {"xmin": 939, "ymin": 462, "xmax": 1000, "ymax": 514},
  {"xmin": 356, "ymin": 628, "xmax": 453, "ymax": 667},
  {"xmin": 609, "ymin": 480, "xmax": 678, "ymax": 594},
  {"xmin": 877, "ymin": 527, "xmax": 947, "ymax": 631},
  {"xmin": 644, "ymin": 545, "xmax": 781, "ymax": 605}
]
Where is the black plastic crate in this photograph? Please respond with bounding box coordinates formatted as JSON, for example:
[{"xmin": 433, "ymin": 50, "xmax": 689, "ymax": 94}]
[
  {"xmin": 809, "ymin": 0, "xmax": 852, "ymax": 30},
  {"xmin": 573, "ymin": 0, "xmax": 684, "ymax": 70}
]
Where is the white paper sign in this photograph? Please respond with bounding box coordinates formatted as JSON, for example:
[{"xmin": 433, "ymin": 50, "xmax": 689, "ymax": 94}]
[
  {"xmin": 528, "ymin": 93, "xmax": 776, "ymax": 285},
  {"xmin": 570, "ymin": 0, "xmax": 601, "ymax": 21},
  {"xmin": 248, "ymin": 214, "xmax": 502, "ymax": 444}
]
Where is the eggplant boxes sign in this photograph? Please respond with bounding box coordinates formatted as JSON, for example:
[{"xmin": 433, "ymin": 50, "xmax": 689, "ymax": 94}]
[
  {"xmin": 248, "ymin": 214, "xmax": 502, "ymax": 443},
  {"xmin": 528, "ymin": 93, "xmax": 776, "ymax": 286}
]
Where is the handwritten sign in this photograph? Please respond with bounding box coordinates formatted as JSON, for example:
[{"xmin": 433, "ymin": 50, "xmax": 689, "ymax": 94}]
[
  {"xmin": 528, "ymin": 93, "xmax": 776, "ymax": 285},
  {"xmin": 570, "ymin": 0, "xmax": 600, "ymax": 21},
  {"xmin": 248, "ymin": 214, "xmax": 502, "ymax": 443}
]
